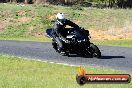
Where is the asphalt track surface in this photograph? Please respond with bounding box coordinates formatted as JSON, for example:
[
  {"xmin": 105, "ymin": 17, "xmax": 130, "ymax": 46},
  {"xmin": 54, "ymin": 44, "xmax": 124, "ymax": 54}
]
[{"xmin": 0, "ymin": 40, "xmax": 132, "ymax": 72}]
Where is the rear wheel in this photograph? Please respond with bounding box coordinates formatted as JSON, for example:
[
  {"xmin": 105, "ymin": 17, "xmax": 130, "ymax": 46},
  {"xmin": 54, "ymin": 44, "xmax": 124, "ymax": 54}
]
[{"xmin": 90, "ymin": 43, "xmax": 101, "ymax": 58}]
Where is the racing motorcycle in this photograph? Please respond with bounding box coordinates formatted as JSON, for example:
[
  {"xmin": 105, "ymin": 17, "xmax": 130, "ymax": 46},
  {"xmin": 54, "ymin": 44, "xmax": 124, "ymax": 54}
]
[{"xmin": 46, "ymin": 27, "xmax": 101, "ymax": 58}]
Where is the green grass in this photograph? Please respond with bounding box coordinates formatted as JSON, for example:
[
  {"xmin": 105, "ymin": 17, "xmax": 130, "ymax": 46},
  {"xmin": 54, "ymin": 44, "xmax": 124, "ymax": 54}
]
[
  {"xmin": 94, "ymin": 40, "xmax": 132, "ymax": 47},
  {"xmin": 0, "ymin": 55, "xmax": 132, "ymax": 88},
  {"xmin": 0, "ymin": 37, "xmax": 51, "ymax": 42},
  {"xmin": 0, "ymin": 3, "xmax": 132, "ymax": 47}
]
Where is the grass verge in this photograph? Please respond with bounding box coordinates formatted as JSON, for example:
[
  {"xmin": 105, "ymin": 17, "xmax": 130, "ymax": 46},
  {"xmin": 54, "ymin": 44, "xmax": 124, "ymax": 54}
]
[
  {"xmin": 0, "ymin": 3, "xmax": 132, "ymax": 44},
  {"xmin": 0, "ymin": 37, "xmax": 51, "ymax": 42},
  {"xmin": 94, "ymin": 39, "xmax": 132, "ymax": 47},
  {"xmin": 0, "ymin": 55, "xmax": 131, "ymax": 88}
]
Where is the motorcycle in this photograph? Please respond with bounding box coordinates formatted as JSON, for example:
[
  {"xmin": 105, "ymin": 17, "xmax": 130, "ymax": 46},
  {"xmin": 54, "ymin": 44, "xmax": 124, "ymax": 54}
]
[{"xmin": 46, "ymin": 27, "xmax": 101, "ymax": 58}]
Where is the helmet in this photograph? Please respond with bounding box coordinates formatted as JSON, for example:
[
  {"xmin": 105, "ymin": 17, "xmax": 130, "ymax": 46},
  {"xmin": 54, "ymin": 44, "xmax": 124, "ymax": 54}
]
[{"xmin": 56, "ymin": 13, "xmax": 65, "ymax": 20}]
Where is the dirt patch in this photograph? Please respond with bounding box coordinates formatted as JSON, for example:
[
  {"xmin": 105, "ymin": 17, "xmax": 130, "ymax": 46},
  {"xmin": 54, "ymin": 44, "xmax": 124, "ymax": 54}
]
[
  {"xmin": 28, "ymin": 26, "xmax": 34, "ymax": 31},
  {"xmin": 72, "ymin": 20, "xmax": 81, "ymax": 24},
  {"xmin": 16, "ymin": 17, "xmax": 30, "ymax": 24},
  {"xmin": 0, "ymin": 25, "xmax": 5, "ymax": 33},
  {"xmin": 89, "ymin": 29, "xmax": 132, "ymax": 40},
  {"xmin": 34, "ymin": 31, "xmax": 44, "ymax": 37},
  {"xmin": 0, "ymin": 29, "xmax": 4, "ymax": 33},
  {"xmin": 47, "ymin": 15, "xmax": 55, "ymax": 20},
  {"xmin": 0, "ymin": 25, "xmax": 5, "ymax": 29},
  {"xmin": 0, "ymin": 18, "xmax": 11, "ymax": 26},
  {"xmin": 28, "ymin": 31, "xmax": 44, "ymax": 38},
  {"xmin": 16, "ymin": 11, "xmax": 27, "ymax": 16},
  {"xmin": 0, "ymin": 30, "xmax": 4, "ymax": 33}
]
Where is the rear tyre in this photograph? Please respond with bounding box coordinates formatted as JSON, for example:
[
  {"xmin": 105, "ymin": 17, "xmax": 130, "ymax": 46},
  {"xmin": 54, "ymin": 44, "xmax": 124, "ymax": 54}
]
[{"xmin": 90, "ymin": 43, "xmax": 101, "ymax": 58}]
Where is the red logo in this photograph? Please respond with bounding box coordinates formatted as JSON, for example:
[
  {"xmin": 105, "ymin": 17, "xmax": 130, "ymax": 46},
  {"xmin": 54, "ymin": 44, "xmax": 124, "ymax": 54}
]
[{"xmin": 76, "ymin": 66, "xmax": 131, "ymax": 85}]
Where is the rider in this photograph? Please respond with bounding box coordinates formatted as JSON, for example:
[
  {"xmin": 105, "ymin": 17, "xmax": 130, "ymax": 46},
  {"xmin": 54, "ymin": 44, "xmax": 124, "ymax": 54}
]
[{"xmin": 52, "ymin": 13, "xmax": 80, "ymax": 53}]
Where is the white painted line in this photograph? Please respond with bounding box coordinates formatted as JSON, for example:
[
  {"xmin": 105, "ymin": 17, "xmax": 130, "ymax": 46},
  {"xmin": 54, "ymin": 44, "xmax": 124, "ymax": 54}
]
[{"xmin": 19, "ymin": 56, "xmax": 79, "ymax": 67}]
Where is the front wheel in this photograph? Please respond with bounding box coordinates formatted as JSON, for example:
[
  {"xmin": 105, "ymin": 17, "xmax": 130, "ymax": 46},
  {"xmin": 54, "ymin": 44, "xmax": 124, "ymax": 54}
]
[
  {"xmin": 52, "ymin": 40, "xmax": 58, "ymax": 52},
  {"xmin": 90, "ymin": 43, "xmax": 101, "ymax": 58},
  {"xmin": 52, "ymin": 40, "xmax": 69, "ymax": 56}
]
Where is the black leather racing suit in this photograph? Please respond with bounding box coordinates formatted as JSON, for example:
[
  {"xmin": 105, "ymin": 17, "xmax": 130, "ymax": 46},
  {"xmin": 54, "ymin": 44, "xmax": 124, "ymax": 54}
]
[{"xmin": 52, "ymin": 19, "xmax": 79, "ymax": 52}]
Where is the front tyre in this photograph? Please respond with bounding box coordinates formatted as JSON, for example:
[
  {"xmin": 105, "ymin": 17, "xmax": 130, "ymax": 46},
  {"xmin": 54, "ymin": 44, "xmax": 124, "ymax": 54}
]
[
  {"xmin": 52, "ymin": 40, "xmax": 69, "ymax": 56},
  {"xmin": 52, "ymin": 40, "xmax": 58, "ymax": 52},
  {"xmin": 90, "ymin": 43, "xmax": 101, "ymax": 58}
]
